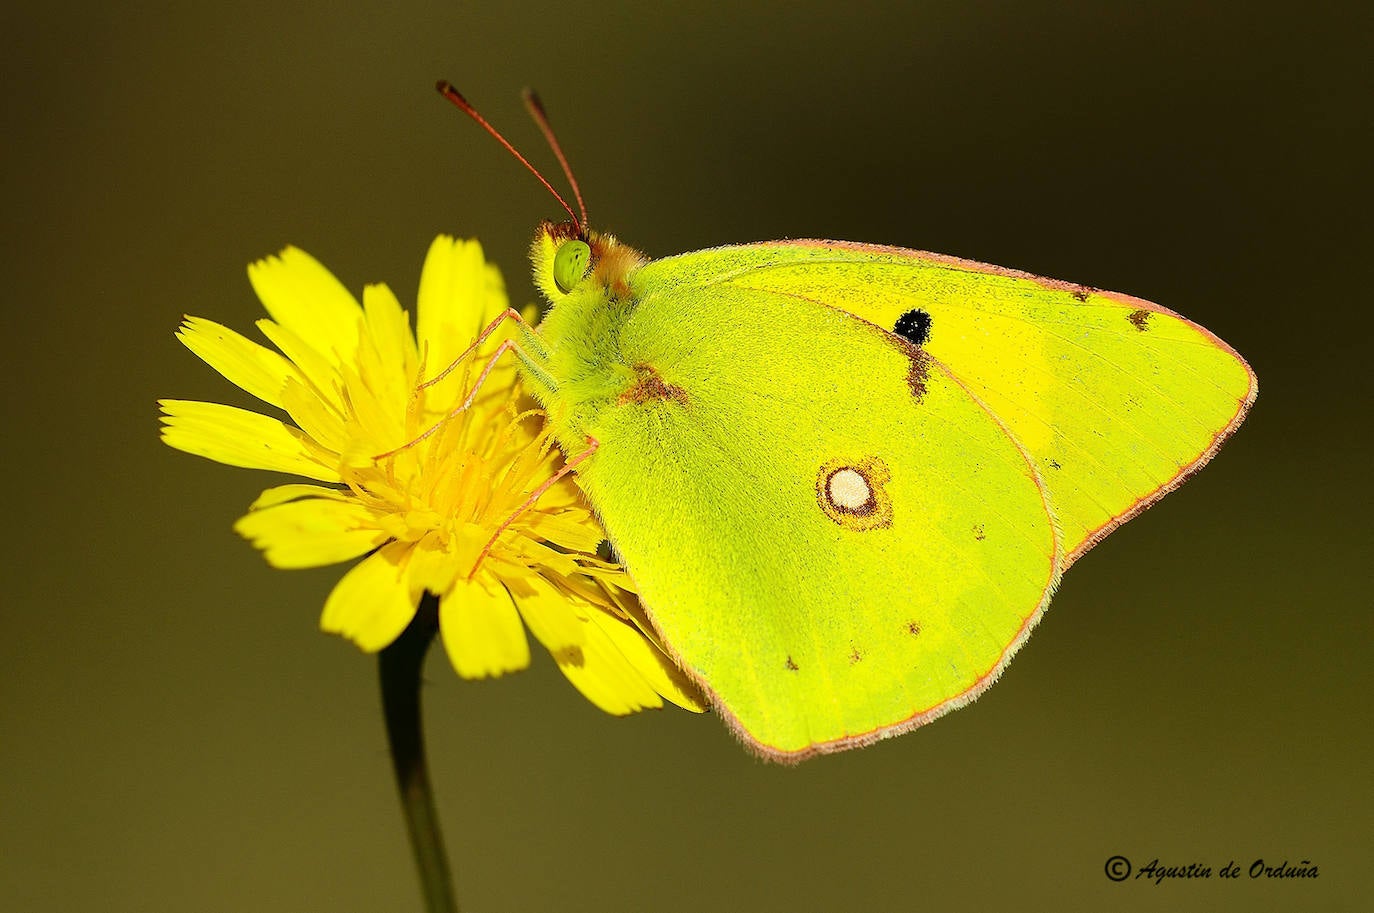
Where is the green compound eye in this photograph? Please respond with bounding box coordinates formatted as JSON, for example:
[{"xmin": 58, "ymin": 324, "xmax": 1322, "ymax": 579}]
[{"xmin": 553, "ymin": 240, "xmax": 591, "ymax": 293}]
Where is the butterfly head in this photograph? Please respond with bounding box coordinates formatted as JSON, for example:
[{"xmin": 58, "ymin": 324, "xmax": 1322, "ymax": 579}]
[{"xmin": 531, "ymin": 219, "xmax": 647, "ymax": 305}]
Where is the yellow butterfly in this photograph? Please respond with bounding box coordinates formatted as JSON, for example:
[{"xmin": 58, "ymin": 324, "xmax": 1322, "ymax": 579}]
[{"xmin": 441, "ymin": 84, "xmax": 1255, "ymax": 761}]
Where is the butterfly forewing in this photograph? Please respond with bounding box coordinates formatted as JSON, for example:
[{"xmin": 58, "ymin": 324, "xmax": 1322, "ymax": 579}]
[{"xmin": 658, "ymin": 241, "xmax": 1257, "ymax": 565}]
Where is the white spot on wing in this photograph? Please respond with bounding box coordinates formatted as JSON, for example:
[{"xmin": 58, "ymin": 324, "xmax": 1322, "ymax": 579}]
[{"xmin": 828, "ymin": 468, "xmax": 871, "ymax": 510}]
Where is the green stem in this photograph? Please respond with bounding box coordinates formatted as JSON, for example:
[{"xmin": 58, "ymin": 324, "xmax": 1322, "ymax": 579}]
[{"xmin": 379, "ymin": 594, "xmax": 459, "ymax": 913}]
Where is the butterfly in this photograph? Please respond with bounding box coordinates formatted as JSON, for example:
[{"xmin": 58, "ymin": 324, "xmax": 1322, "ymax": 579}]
[{"xmin": 441, "ymin": 83, "xmax": 1256, "ymax": 762}]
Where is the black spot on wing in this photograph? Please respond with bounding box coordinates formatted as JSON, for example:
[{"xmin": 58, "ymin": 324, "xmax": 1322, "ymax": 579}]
[
  {"xmin": 893, "ymin": 308, "xmax": 933, "ymax": 346},
  {"xmin": 785, "ymin": 656, "xmax": 799, "ymax": 671}
]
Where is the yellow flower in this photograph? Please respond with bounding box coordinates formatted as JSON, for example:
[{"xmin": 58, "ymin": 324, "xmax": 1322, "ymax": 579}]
[{"xmin": 160, "ymin": 236, "xmax": 704, "ymax": 716}]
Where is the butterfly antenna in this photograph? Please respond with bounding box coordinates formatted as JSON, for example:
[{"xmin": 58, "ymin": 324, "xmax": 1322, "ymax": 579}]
[
  {"xmin": 521, "ymin": 88, "xmax": 588, "ymax": 233},
  {"xmin": 436, "ymin": 80, "xmax": 581, "ymax": 229}
]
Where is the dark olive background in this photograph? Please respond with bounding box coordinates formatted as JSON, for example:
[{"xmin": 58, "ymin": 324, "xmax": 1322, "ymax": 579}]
[{"xmin": 4, "ymin": 2, "xmax": 1369, "ymax": 911}]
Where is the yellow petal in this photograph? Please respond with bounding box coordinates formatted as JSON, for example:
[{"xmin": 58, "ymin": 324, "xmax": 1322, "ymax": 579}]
[
  {"xmin": 548, "ymin": 570, "xmax": 626, "ymax": 614},
  {"xmin": 346, "ymin": 286, "xmax": 413, "ymax": 450},
  {"xmin": 601, "ymin": 568, "xmax": 639, "ymax": 596},
  {"xmin": 416, "ymin": 236, "xmax": 509, "ymax": 376},
  {"xmin": 247, "ymin": 246, "xmax": 362, "ymax": 366},
  {"xmin": 278, "ymin": 376, "xmax": 349, "ymax": 454},
  {"xmin": 585, "ymin": 605, "xmax": 707, "ymax": 713},
  {"xmin": 248, "ymin": 484, "xmax": 348, "ymax": 510},
  {"xmin": 439, "ymin": 577, "xmax": 530, "ymax": 679},
  {"xmin": 256, "ymin": 320, "xmax": 347, "ymax": 417},
  {"xmin": 361, "ymin": 282, "xmax": 417, "ymax": 386},
  {"xmin": 320, "ymin": 542, "xmax": 416, "ymax": 652},
  {"xmin": 342, "ymin": 285, "xmax": 415, "ymax": 450},
  {"xmin": 503, "ymin": 539, "xmax": 581, "ymax": 578},
  {"xmin": 158, "ymin": 399, "xmax": 340, "ymax": 481},
  {"xmin": 553, "ymin": 615, "xmax": 664, "ymax": 716},
  {"xmin": 235, "ymin": 497, "xmax": 388, "ymax": 568},
  {"xmin": 521, "ymin": 510, "xmax": 606, "ymax": 554},
  {"xmin": 508, "ymin": 574, "xmax": 585, "ymax": 654},
  {"xmin": 406, "ymin": 537, "xmax": 464, "ymax": 605},
  {"xmin": 176, "ymin": 316, "xmax": 297, "ymax": 408}
]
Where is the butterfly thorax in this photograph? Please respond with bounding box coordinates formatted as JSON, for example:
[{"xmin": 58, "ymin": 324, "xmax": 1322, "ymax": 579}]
[{"xmin": 527, "ymin": 222, "xmax": 654, "ymax": 445}]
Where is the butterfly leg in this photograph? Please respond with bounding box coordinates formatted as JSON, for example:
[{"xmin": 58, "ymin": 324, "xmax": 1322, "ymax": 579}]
[
  {"xmin": 467, "ymin": 435, "xmax": 601, "ymax": 578},
  {"xmin": 416, "ymin": 307, "xmax": 550, "ymax": 391},
  {"xmin": 374, "ymin": 334, "xmax": 556, "ymax": 460}
]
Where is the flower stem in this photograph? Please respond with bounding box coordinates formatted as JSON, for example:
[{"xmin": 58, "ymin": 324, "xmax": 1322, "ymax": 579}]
[{"xmin": 379, "ymin": 594, "xmax": 459, "ymax": 913}]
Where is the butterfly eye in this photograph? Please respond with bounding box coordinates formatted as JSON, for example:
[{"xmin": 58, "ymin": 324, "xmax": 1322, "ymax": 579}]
[{"xmin": 553, "ymin": 240, "xmax": 592, "ymax": 293}]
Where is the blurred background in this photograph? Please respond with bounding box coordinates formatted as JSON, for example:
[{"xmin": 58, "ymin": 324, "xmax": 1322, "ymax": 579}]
[{"xmin": 3, "ymin": 1, "xmax": 1369, "ymax": 911}]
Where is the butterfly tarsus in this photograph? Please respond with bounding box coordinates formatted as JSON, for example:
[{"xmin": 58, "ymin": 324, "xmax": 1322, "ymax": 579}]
[
  {"xmin": 373, "ymin": 334, "xmax": 532, "ymax": 461},
  {"xmin": 416, "ymin": 306, "xmax": 529, "ymax": 392},
  {"xmin": 467, "ymin": 436, "xmax": 601, "ymax": 579}
]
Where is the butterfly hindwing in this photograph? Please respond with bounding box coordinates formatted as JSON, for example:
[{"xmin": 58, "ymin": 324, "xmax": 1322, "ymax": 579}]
[{"xmin": 565, "ymin": 270, "xmax": 1060, "ymax": 759}]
